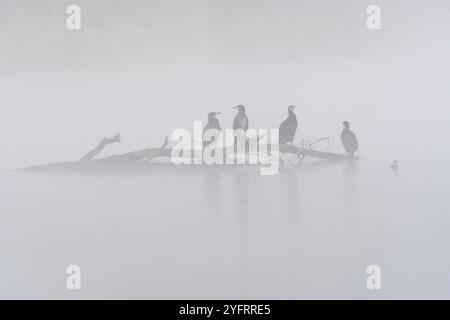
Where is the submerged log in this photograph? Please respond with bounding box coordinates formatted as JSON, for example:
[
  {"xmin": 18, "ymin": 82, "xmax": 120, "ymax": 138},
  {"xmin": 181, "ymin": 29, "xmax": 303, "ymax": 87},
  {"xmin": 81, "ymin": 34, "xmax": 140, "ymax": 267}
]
[
  {"xmin": 103, "ymin": 144, "xmax": 349, "ymax": 162},
  {"xmin": 79, "ymin": 134, "xmax": 121, "ymax": 162},
  {"xmin": 278, "ymin": 144, "xmax": 350, "ymax": 161},
  {"xmin": 98, "ymin": 137, "xmax": 170, "ymax": 161},
  {"xmin": 18, "ymin": 137, "xmax": 351, "ymax": 172}
]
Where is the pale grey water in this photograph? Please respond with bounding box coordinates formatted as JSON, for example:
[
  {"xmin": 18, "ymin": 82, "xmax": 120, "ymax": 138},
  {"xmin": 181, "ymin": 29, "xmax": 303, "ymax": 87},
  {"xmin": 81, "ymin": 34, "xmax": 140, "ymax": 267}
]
[
  {"xmin": 1, "ymin": 157, "xmax": 449, "ymax": 299},
  {"xmin": 2, "ymin": 0, "xmax": 450, "ymax": 300}
]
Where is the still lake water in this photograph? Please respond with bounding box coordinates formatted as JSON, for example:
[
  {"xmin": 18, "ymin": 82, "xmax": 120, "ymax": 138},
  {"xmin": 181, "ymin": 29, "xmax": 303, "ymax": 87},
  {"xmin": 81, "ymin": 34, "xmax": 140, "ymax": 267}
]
[{"xmin": 1, "ymin": 158, "xmax": 449, "ymax": 299}]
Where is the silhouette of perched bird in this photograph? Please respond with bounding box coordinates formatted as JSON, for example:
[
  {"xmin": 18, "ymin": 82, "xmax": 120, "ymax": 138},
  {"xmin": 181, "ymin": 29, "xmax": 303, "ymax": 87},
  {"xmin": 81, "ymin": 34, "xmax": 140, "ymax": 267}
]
[
  {"xmin": 202, "ymin": 112, "xmax": 221, "ymax": 148},
  {"xmin": 341, "ymin": 121, "xmax": 359, "ymax": 157},
  {"xmin": 279, "ymin": 105, "xmax": 298, "ymax": 145},
  {"xmin": 391, "ymin": 160, "xmax": 399, "ymax": 170},
  {"xmin": 232, "ymin": 105, "xmax": 248, "ymax": 132}
]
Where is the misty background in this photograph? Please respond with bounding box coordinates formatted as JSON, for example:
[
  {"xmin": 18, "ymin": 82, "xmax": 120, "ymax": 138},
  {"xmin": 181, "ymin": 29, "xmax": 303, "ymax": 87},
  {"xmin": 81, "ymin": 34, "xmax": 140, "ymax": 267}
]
[
  {"xmin": 1, "ymin": 0, "xmax": 449, "ymax": 168},
  {"xmin": 1, "ymin": 0, "xmax": 450, "ymax": 299}
]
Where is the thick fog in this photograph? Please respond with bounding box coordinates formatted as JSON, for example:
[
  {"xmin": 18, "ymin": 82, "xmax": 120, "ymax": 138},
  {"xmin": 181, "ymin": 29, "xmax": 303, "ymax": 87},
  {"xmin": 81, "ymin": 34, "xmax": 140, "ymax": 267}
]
[
  {"xmin": 1, "ymin": 0, "xmax": 450, "ymax": 299},
  {"xmin": 1, "ymin": 0, "xmax": 449, "ymax": 168}
]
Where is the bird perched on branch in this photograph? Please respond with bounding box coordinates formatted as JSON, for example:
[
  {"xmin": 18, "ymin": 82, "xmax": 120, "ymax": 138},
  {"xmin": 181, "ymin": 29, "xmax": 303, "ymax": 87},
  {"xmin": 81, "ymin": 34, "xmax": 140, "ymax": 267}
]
[
  {"xmin": 279, "ymin": 105, "xmax": 298, "ymax": 145},
  {"xmin": 341, "ymin": 121, "xmax": 359, "ymax": 157},
  {"xmin": 202, "ymin": 112, "xmax": 222, "ymax": 148},
  {"xmin": 232, "ymin": 105, "xmax": 248, "ymax": 132}
]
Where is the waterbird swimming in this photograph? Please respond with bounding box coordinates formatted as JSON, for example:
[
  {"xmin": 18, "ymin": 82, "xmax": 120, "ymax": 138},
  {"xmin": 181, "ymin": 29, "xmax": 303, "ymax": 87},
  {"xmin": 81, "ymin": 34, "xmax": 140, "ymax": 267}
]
[{"xmin": 391, "ymin": 160, "xmax": 399, "ymax": 170}]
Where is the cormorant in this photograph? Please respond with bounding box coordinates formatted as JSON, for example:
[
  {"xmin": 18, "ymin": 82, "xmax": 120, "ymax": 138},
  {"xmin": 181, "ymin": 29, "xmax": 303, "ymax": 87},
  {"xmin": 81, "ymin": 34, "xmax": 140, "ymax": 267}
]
[
  {"xmin": 341, "ymin": 121, "xmax": 359, "ymax": 157},
  {"xmin": 279, "ymin": 105, "xmax": 298, "ymax": 145},
  {"xmin": 232, "ymin": 105, "xmax": 248, "ymax": 132},
  {"xmin": 391, "ymin": 160, "xmax": 399, "ymax": 170},
  {"xmin": 202, "ymin": 112, "xmax": 221, "ymax": 148}
]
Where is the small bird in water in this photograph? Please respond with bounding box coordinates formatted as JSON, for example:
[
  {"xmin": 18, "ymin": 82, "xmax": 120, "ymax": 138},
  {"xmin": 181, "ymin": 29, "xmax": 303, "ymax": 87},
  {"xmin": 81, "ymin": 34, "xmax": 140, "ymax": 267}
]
[
  {"xmin": 391, "ymin": 160, "xmax": 399, "ymax": 170},
  {"xmin": 202, "ymin": 112, "xmax": 221, "ymax": 148},
  {"xmin": 341, "ymin": 121, "xmax": 359, "ymax": 157},
  {"xmin": 279, "ymin": 105, "xmax": 298, "ymax": 145},
  {"xmin": 232, "ymin": 105, "xmax": 249, "ymax": 132}
]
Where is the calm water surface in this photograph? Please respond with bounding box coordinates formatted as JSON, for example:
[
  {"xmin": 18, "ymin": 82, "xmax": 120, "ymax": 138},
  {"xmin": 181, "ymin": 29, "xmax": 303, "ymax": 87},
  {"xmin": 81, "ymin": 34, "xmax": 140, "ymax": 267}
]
[{"xmin": 1, "ymin": 158, "xmax": 449, "ymax": 299}]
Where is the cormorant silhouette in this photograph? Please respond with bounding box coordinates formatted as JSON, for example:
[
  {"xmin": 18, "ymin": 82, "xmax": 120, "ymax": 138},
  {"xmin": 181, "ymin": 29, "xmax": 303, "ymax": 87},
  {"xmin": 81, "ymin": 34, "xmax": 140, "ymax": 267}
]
[
  {"xmin": 341, "ymin": 121, "xmax": 358, "ymax": 157},
  {"xmin": 232, "ymin": 105, "xmax": 248, "ymax": 132},
  {"xmin": 202, "ymin": 112, "xmax": 221, "ymax": 148},
  {"xmin": 279, "ymin": 105, "xmax": 298, "ymax": 145}
]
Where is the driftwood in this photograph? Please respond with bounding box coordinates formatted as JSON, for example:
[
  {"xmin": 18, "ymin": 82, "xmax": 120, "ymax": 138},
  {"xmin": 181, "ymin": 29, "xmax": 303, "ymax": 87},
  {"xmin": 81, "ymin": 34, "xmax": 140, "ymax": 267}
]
[
  {"xmin": 79, "ymin": 133, "xmax": 121, "ymax": 162},
  {"xmin": 279, "ymin": 144, "xmax": 350, "ymax": 161},
  {"xmin": 98, "ymin": 136, "xmax": 170, "ymax": 162},
  {"xmin": 94, "ymin": 142, "xmax": 349, "ymax": 161},
  {"xmin": 80, "ymin": 135, "xmax": 349, "ymax": 162},
  {"xmin": 18, "ymin": 135, "xmax": 351, "ymax": 173}
]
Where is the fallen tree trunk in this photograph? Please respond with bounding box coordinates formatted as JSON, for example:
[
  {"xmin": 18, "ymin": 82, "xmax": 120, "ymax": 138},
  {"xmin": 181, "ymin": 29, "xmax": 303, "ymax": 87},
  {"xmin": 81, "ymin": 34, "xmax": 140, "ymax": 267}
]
[
  {"xmin": 18, "ymin": 137, "xmax": 351, "ymax": 172},
  {"xmin": 79, "ymin": 134, "xmax": 121, "ymax": 162},
  {"xmin": 98, "ymin": 137, "xmax": 170, "ymax": 161},
  {"xmin": 278, "ymin": 144, "xmax": 350, "ymax": 161},
  {"xmin": 94, "ymin": 142, "xmax": 349, "ymax": 162}
]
